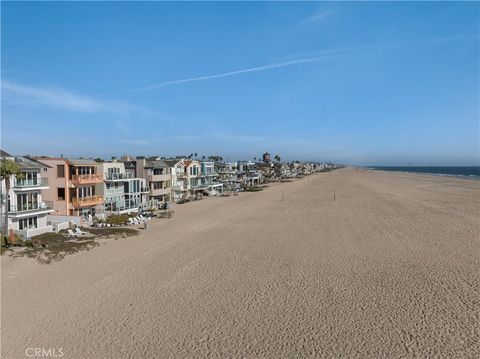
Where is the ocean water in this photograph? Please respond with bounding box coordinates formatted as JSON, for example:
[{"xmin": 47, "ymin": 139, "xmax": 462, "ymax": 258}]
[{"xmin": 367, "ymin": 166, "xmax": 480, "ymax": 179}]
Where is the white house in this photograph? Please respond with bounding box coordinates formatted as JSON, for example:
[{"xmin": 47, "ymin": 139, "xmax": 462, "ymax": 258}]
[{"xmin": 0, "ymin": 150, "xmax": 54, "ymax": 239}]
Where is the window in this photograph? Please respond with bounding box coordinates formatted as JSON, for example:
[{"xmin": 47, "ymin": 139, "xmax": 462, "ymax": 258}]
[
  {"xmin": 57, "ymin": 165, "xmax": 65, "ymax": 177},
  {"xmin": 19, "ymin": 216, "xmax": 38, "ymax": 230},
  {"xmin": 58, "ymin": 188, "xmax": 65, "ymax": 200}
]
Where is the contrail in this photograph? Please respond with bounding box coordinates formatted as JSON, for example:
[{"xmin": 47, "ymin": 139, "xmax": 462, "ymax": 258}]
[{"xmin": 128, "ymin": 54, "xmax": 338, "ymax": 93}]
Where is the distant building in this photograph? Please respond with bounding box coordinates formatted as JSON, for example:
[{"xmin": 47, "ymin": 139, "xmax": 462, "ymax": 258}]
[
  {"xmin": 183, "ymin": 159, "xmax": 201, "ymax": 197},
  {"xmin": 262, "ymin": 152, "xmax": 271, "ymax": 163},
  {"xmin": 199, "ymin": 161, "xmax": 223, "ymax": 194},
  {"xmin": 165, "ymin": 159, "xmax": 188, "ymax": 202}
]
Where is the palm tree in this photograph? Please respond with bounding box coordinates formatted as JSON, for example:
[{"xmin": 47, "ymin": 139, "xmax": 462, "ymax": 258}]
[
  {"xmin": 194, "ymin": 152, "xmax": 198, "ymax": 159},
  {"xmin": 202, "ymin": 155, "xmax": 206, "ymax": 161},
  {"xmin": 274, "ymin": 155, "xmax": 281, "ymax": 162},
  {"xmin": 254, "ymin": 157, "xmax": 257, "ymax": 162},
  {"xmin": 1, "ymin": 159, "xmax": 22, "ymax": 245}
]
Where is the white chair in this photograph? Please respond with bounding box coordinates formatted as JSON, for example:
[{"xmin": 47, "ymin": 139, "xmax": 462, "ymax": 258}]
[
  {"xmin": 139, "ymin": 215, "xmax": 151, "ymax": 222},
  {"xmin": 75, "ymin": 227, "xmax": 88, "ymax": 236},
  {"xmin": 67, "ymin": 229, "xmax": 79, "ymax": 238}
]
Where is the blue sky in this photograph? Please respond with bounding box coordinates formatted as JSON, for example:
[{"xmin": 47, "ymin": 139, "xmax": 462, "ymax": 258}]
[{"xmin": 1, "ymin": 2, "xmax": 478, "ymax": 165}]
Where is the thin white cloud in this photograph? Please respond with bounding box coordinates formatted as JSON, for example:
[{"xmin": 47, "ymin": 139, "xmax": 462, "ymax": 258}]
[
  {"xmin": 1, "ymin": 80, "xmax": 167, "ymax": 121},
  {"xmin": 128, "ymin": 54, "xmax": 339, "ymax": 93},
  {"xmin": 2, "ymin": 80, "xmax": 103, "ymax": 112},
  {"xmin": 305, "ymin": 10, "xmax": 335, "ymax": 23}
]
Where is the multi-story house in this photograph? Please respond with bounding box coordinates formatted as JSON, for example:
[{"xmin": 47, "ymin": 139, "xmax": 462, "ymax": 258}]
[
  {"xmin": 183, "ymin": 160, "xmax": 202, "ymax": 197},
  {"xmin": 256, "ymin": 162, "xmax": 274, "ymax": 180},
  {"xmin": 165, "ymin": 159, "xmax": 188, "ymax": 202},
  {"xmin": 199, "ymin": 161, "xmax": 223, "ymax": 194},
  {"xmin": 37, "ymin": 158, "xmax": 104, "ymax": 220},
  {"xmin": 98, "ymin": 162, "xmax": 149, "ymax": 214},
  {"xmin": 236, "ymin": 161, "xmax": 261, "ymax": 186},
  {"xmin": 0, "ymin": 150, "xmax": 54, "ymax": 239},
  {"xmin": 215, "ymin": 162, "xmax": 240, "ymax": 190},
  {"xmin": 136, "ymin": 157, "xmax": 171, "ymax": 203}
]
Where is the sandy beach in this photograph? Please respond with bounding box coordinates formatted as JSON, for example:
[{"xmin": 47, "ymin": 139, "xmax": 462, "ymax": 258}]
[{"xmin": 1, "ymin": 168, "xmax": 479, "ymax": 358}]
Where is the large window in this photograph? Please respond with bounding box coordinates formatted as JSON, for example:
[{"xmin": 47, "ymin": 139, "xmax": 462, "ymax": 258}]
[
  {"xmin": 17, "ymin": 171, "xmax": 38, "ymax": 186},
  {"xmin": 19, "ymin": 216, "xmax": 38, "ymax": 230},
  {"xmin": 16, "ymin": 193, "xmax": 39, "ymax": 211},
  {"xmin": 57, "ymin": 165, "xmax": 65, "ymax": 178},
  {"xmin": 77, "ymin": 186, "xmax": 93, "ymax": 198}
]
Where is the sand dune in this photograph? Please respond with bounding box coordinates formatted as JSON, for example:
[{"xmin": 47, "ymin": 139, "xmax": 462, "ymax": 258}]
[{"xmin": 2, "ymin": 168, "xmax": 479, "ymax": 358}]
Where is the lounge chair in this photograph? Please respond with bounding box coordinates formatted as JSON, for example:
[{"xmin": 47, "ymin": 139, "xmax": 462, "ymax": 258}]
[
  {"xmin": 75, "ymin": 227, "xmax": 88, "ymax": 236},
  {"xmin": 139, "ymin": 214, "xmax": 151, "ymax": 222},
  {"xmin": 67, "ymin": 229, "xmax": 79, "ymax": 238}
]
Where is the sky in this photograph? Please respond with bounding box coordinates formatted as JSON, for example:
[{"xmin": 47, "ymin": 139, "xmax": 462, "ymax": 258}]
[{"xmin": 1, "ymin": 1, "xmax": 479, "ymax": 165}]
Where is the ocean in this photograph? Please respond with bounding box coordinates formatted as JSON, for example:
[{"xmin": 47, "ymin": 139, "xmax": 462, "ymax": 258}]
[{"xmin": 366, "ymin": 166, "xmax": 480, "ymax": 179}]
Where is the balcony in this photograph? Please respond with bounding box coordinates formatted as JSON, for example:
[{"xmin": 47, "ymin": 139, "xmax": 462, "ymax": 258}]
[
  {"xmin": 13, "ymin": 178, "xmax": 49, "ymax": 190},
  {"xmin": 8, "ymin": 201, "xmax": 54, "ymax": 217},
  {"xmin": 171, "ymin": 184, "xmax": 187, "ymax": 192},
  {"xmin": 150, "ymin": 187, "xmax": 170, "ymax": 196},
  {"xmin": 146, "ymin": 173, "xmax": 171, "ymax": 182},
  {"xmin": 71, "ymin": 174, "xmax": 103, "ymax": 185},
  {"xmin": 175, "ymin": 172, "xmax": 186, "ymax": 178},
  {"xmin": 104, "ymin": 172, "xmax": 134, "ymax": 181},
  {"xmin": 72, "ymin": 195, "xmax": 104, "ymax": 208},
  {"xmin": 124, "ymin": 187, "xmax": 150, "ymax": 194}
]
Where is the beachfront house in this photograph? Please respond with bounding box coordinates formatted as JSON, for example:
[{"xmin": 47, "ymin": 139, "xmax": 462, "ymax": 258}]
[
  {"xmin": 236, "ymin": 161, "xmax": 261, "ymax": 186},
  {"xmin": 0, "ymin": 150, "xmax": 54, "ymax": 239},
  {"xmin": 37, "ymin": 157, "xmax": 104, "ymax": 221},
  {"xmin": 199, "ymin": 161, "xmax": 224, "ymax": 195},
  {"xmin": 215, "ymin": 162, "xmax": 240, "ymax": 190},
  {"xmin": 136, "ymin": 157, "xmax": 172, "ymax": 204},
  {"xmin": 183, "ymin": 159, "xmax": 202, "ymax": 197},
  {"xmin": 165, "ymin": 159, "xmax": 188, "ymax": 202},
  {"xmin": 98, "ymin": 162, "xmax": 149, "ymax": 214}
]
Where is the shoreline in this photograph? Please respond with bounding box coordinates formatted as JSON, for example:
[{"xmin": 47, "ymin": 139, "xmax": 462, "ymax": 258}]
[{"xmin": 362, "ymin": 166, "xmax": 480, "ymax": 181}]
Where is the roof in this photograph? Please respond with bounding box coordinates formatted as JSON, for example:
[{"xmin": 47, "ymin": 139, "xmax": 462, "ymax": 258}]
[
  {"xmin": 67, "ymin": 158, "xmax": 99, "ymax": 166},
  {"xmin": 144, "ymin": 160, "xmax": 168, "ymax": 169},
  {"xmin": 35, "ymin": 157, "xmax": 98, "ymax": 166},
  {"xmin": 183, "ymin": 160, "xmax": 193, "ymax": 167},
  {"xmin": 123, "ymin": 160, "xmax": 136, "ymax": 169},
  {"xmin": 9, "ymin": 156, "xmax": 50, "ymax": 170},
  {"xmin": 0, "ymin": 149, "xmax": 13, "ymax": 158},
  {"xmin": 164, "ymin": 159, "xmax": 183, "ymax": 167}
]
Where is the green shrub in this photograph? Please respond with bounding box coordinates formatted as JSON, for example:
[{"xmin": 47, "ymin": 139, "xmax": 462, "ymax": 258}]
[{"xmin": 106, "ymin": 214, "xmax": 130, "ymax": 225}]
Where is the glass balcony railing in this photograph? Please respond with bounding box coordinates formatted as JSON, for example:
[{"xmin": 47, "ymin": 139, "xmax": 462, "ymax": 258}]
[
  {"xmin": 13, "ymin": 178, "xmax": 49, "ymax": 188},
  {"xmin": 104, "ymin": 172, "xmax": 134, "ymax": 181},
  {"xmin": 8, "ymin": 201, "xmax": 53, "ymax": 214}
]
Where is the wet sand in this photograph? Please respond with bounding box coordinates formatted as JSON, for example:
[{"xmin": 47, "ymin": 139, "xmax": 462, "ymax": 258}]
[{"xmin": 2, "ymin": 168, "xmax": 479, "ymax": 358}]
